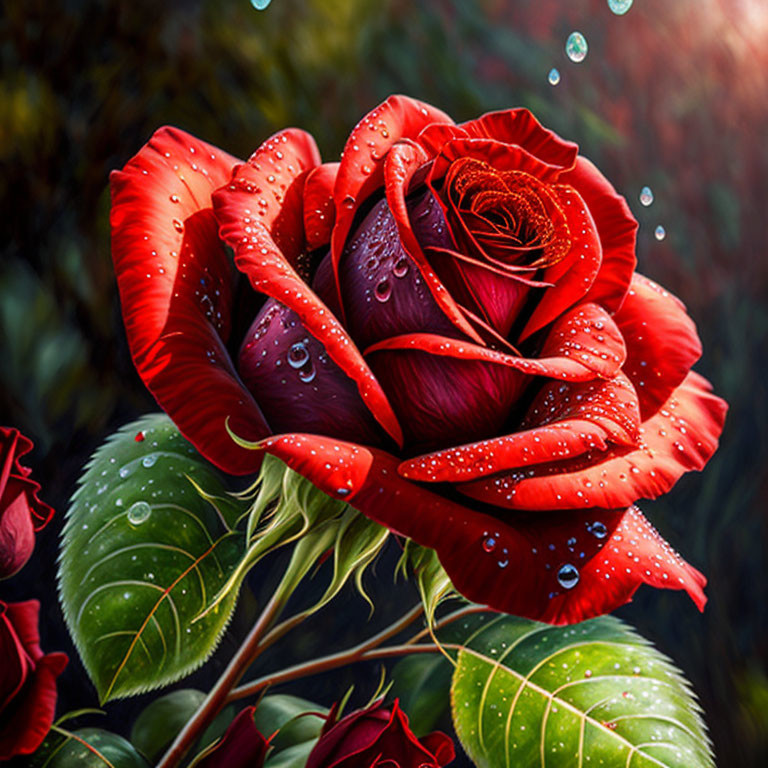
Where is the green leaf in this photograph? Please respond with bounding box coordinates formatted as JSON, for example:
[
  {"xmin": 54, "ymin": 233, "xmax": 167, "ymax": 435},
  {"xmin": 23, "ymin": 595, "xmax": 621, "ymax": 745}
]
[
  {"xmin": 130, "ymin": 689, "xmax": 205, "ymax": 762},
  {"xmin": 252, "ymin": 694, "xmax": 327, "ymax": 751},
  {"xmin": 390, "ymin": 654, "xmax": 453, "ymax": 736},
  {"xmin": 263, "ymin": 740, "xmax": 318, "ymax": 768},
  {"xmin": 59, "ymin": 414, "xmax": 247, "ymax": 702},
  {"xmin": 32, "ymin": 727, "xmax": 150, "ymax": 768},
  {"xmin": 447, "ymin": 613, "xmax": 713, "ymax": 768}
]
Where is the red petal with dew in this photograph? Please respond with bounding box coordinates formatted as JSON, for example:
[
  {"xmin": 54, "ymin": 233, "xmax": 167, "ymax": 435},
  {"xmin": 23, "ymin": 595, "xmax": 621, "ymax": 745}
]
[
  {"xmin": 303, "ymin": 162, "xmax": 339, "ymax": 251},
  {"xmin": 366, "ymin": 302, "xmax": 626, "ymax": 382},
  {"xmin": 560, "ymin": 157, "xmax": 637, "ymax": 313},
  {"xmin": 351, "ymin": 452, "xmax": 706, "ymax": 623},
  {"xmin": 213, "ymin": 135, "xmax": 403, "ymax": 447},
  {"xmin": 400, "ymin": 371, "xmax": 641, "ymax": 484},
  {"xmin": 518, "ymin": 184, "xmax": 603, "ymax": 341},
  {"xmin": 330, "ymin": 96, "xmax": 453, "ymax": 312},
  {"xmin": 460, "ymin": 372, "xmax": 726, "ymax": 511},
  {"xmin": 615, "ymin": 273, "xmax": 702, "ymax": 419},
  {"xmin": 110, "ymin": 127, "xmax": 269, "ymax": 475}
]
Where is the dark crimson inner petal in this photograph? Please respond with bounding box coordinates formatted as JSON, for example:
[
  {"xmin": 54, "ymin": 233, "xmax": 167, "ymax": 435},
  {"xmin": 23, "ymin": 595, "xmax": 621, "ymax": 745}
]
[
  {"xmin": 238, "ymin": 299, "xmax": 384, "ymax": 446},
  {"xmin": 368, "ymin": 346, "xmax": 529, "ymax": 453},
  {"xmin": 337, "ymin": 194, "xmax": 460, "ymax": 350}
]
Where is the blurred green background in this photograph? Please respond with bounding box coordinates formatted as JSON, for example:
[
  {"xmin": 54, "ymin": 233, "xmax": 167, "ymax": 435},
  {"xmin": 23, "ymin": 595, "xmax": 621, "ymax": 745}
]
[{"xmin": 1, "ymin": 0, "xmax": 766, "ymax": 765}]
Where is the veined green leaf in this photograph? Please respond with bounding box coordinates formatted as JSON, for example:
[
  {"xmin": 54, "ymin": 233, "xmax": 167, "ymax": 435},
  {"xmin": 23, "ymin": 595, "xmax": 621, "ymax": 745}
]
[
  {"xmin": 59, "ymin": 415, "xmax": 247, "ymax": 702},
  {"xmin": 447, "ymin": 612, "xmax": 713, "ymax": 768},
  {"xmin": 30, "ymin": 727, "xmax": 150, "ymax": 768}
]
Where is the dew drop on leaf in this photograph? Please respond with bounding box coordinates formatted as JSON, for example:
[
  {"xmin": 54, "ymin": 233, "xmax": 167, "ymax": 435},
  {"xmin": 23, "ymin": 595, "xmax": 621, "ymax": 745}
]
[
  {"xmin": 548, "ymin": 68, "xmax": 561, "ymax": 86},
  {"xmin": 126, "ymin": 501, "xmax": 151, "ymax": 526}
]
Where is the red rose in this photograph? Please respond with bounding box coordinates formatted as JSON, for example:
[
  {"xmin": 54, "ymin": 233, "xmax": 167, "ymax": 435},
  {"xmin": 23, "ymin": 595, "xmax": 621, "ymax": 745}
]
[
  {"xmin": 306, "ymin": 699, "xmax": 454, "ymax": 768},
  {"xmin": 195, "ymin": 706, "xmax": 269, "ymax": 768},
  {"xmin": 110, "ymin": 95, "xmax": 726, "ymax": 623},
  {"xmin": 1, "ymin": 427, "xmax": 53, "ymax": 579},
  {"xmin": 0, "ymin": 600, "xmax": 68, "ymax": 759}
]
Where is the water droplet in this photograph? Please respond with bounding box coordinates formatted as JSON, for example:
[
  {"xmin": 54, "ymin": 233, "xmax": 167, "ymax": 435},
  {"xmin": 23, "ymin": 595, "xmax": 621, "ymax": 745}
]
[
  {"xmin": 119, "ymin": 466, "xmax": 132, "ymax": 479},
  {"xmin": 172, "ymin": 218, "xmax": 184, "ymax": 233},
  {"xmin": 654, "ymin": 225, "xmax": 666, "ymax": 241},
  {"xmin": 557, "ymin": 563, "xmax": 580, "ymax": 589},
  {"xmin": 393, "ymin": 257, "xmax": 409, "ymax": 278},
  {"xmin": 565, "ymin": 32, "xmax": 588, "ymax": 63},
  {"xmin": 482, "ymin": 536, "xmax": 497, "ymax": 553},
  {"xmin": 287, "ymin": 342, "xmax": 310, "ymax": 369},
  {"xmin": 639, "ymin": 186, "xmax": 654, "ymax": 206},
  {"xmin": 135, "ymin": 431, "xmax": 146, "ymax": 442},
  {"xmin": 298, "ymin": 363, "xmax": 317, "ymax": 383},
  {"xmin": 342, "ymin": 195, "xmax": 355, "ymax": 209},
  {"xmin": 548, "ymin": 68, "xmax": 561, "ymax": 86},
  {"xmin": 336, "ymin": 487, "xmax": 350, "ymax": 497},
  {"xmin": 590, "ymin": 521, "xmax": 608, "ymax": 539},
  {"xmin": 374, "ymin": 279, "xmax": 392, "ymax": 302},
  {"xmin": 142, "ymin": 454, "xmax": 158, "ymax": 468},
  {"xmin": 607, "ymin": 0, "xmax": 633, "ymax": 15},
  {"xmin": 127, "ymin": 501, "xmax": 151, "ymax": 525},
  {"xmin": 169, "ymin": 194, "xmax": 180, "ymax": 204}
]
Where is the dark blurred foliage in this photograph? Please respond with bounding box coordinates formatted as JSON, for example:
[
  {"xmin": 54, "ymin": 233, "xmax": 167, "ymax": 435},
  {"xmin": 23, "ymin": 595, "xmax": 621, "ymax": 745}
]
[{"xmin": 1, "ymin": 0, "xmax": 766, "ymax": 765}]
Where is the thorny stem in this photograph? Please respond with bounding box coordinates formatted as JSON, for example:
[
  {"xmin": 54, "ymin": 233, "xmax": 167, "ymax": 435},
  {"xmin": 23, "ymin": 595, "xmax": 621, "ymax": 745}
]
[
  {"xmin": 155, "ymin": 586, "xmax": 287, "ymax": 768},
  {"xmin": 226, "ymin": 603, "xmax": 483, "ymax": 703}
]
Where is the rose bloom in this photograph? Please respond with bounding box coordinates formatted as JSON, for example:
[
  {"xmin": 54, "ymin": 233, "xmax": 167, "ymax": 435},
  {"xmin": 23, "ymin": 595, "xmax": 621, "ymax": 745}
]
[
  {"xmin": 0, "ymin": 600, "xmax": 68, "ymax": 760},
  {"xmin": 1, "ymin": 427, "xmax": 53, "ymax": 580},
  {"xmin": 111, "ymin": 96, "xmax": 726, "ymax": 623},
  {"xmin": 306, "ymin": 699, "xmax": 454, "ymax": 768},
  {"xmin": 195, "ymin": 706, "xmax": 269, "ymax": 768}
]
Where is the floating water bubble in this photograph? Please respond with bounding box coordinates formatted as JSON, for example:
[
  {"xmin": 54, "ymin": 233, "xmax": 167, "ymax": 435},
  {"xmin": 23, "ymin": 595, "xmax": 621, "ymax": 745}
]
[
  {"xmin": 287, "ymin": 342, "xmax": 310, "ymax": 369},
  {"xmin": 548, "ymin": 68, "xmax": 561, "ymax": 86},
  {"xmin": 557, "ymin": 563, "xmax": 580, "ymax": 589},
  {"xmin": 127, "ymin": 501, "xmax": 151, "ymax": 525},
  {"xmin": 608, "ymin": 0, "xmax": 633, "ymax": 15},
  {"xmin": 565, "ymin": 32, "xmax": 588, "ymax": 63},
  {"xmin": 639, "ymin": 186, "xmax": 654, "ymax": 206},
  {"xmin": 374, "ymin": 279, "xmax": 392, "ymax": 302},
  {"xmin": 654, "ymin": 225, "xmax": 666, "ymax": 241}
]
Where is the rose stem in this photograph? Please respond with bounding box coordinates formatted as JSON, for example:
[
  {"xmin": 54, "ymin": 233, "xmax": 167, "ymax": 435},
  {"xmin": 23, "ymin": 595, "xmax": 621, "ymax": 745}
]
[
  {"xmin": 155, "ymin": 585, "xmax": 287, "ymax": 768},
  {"xmin": 226, "ymin": 603, "xmax": 482, "ymax": 703}
]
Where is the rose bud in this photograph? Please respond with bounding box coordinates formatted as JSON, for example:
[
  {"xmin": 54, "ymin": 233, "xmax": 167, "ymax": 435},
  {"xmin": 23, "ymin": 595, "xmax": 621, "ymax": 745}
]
[
  {"xmin": 110, "ymin": 96, "xmax": 726, "ymax": 624},
  {"xmin": 1, "ymin": 427, "xmax": 54, "ymax": 579},
  {"xmin": 195, "ymin": 706, "xmax": 269, "ymax": 768},
  {"xmin": 306, "ymin": 699, "xmax": 454, "ymax": 768},
  {"xmin": 0, "ymin": 600, "xmax": 68, "ymax": 760}
]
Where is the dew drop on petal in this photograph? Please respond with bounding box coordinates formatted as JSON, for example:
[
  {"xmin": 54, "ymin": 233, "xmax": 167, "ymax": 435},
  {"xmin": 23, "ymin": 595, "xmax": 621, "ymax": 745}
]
[
  {"xmin": 639, "ymin": 186, "xmax": 654, "ymax": 206},
  {"xmin": 548, "ymin": 68, "xmax": 561, "ymax": 86},
  {"xmin": 393, "ymin": 257, "xmax": 410, "ymax": 278},
  {"xmin": 565, "ymin": 32, "xmax": 588, "ymax": 63},
  {"xmin": 374, "ymin": 279, "xmax": 392, "ymax": 302},
  {"xmin": 654, "ymin": 225, "xmax": 666, "ymax": 241},
  {"xmin": 482, "ymin": 536, "xmax": 497, "ymax": 553},
  {"xmin": 127, "ymin": 501, "xmax": 151, "ymax": 525},
  {"xmin": 608, "ymin": 0, "xmax": 633, "ymax": 15},
  {"xmin": 298, "ymin": 362, "xmax": 317, "ymax": 383},
  {"xmin": 287, "ymin": 342, "xmax": 310, "ymax": 369},
  {"xmin": 590, "ymin": 521, "xmax": 608, "ymax": 539},
  {"xmin": 557, "ymin": 563, "xmax": 580, "ymax": 589}
]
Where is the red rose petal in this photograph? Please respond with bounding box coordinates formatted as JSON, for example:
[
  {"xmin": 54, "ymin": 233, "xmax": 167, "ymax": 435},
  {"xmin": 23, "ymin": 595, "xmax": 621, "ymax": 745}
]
[
  {"xmin": 1, "ymin": 428, "xmax": 53, "ymax": 531},
  {"xmin": 460, "ymin": 108, "xmax": 579, "ymax": 173},
  {"xmin": 366, "ymin": 302, "xmax": 626, "ymax": 382},
  {"xmin": 352, "ymin": 452, "xmax": 706, "ymax": 623},
  {"xmin": 330, "ymin": 96, "xmax": 453, "ymax": 314},
  {"xmin": 303, "ymin": 162, "xmax": 339, "ymax": 251},
  {"xmin": 399, "ymin": 372, "xmax": 641, "ymax": 483},
  {"xmin": 255, "ymin": 434, "xmax": 374, "ymax": 502},
  {"xmin": 518, "ymin": 184, "xmax": 603, "ymax": 341},
  {"xmin": 460, "ymin": 372, "xmax": 726, "ymax": 511},
  {"xmin": 560, "ymin": 157, "xmax": 637, "ymax": 313},
  {"xmin": 196, "ymin": 706, "xmax": 269, "ymax": 768},
  {"xmin": 213, "ymin": 135, "xmax": 404, "ymax": 448},
  {"xmin": 615, "ymin": 273, "xmax": 702, "ymax": 419},
  {"xmin": 110, "ymin": 126, "xmax": 270, "ymax": 475},
  {"xmin": 214, "ymin": 128, "xmax": 321, "ymax": 271},
  {"xmin": 383, "ymin": 140, "xmax": 484, "ymax": 343}
]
